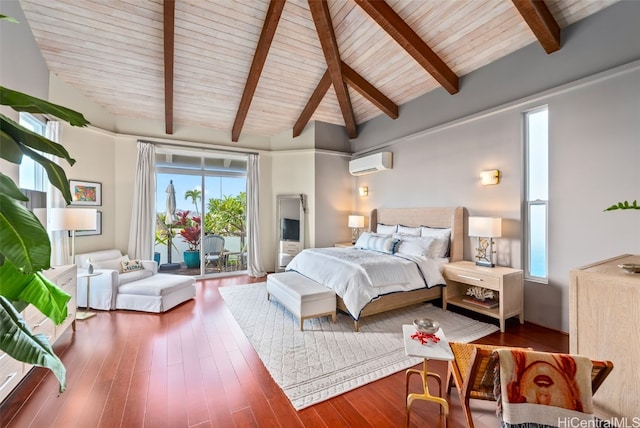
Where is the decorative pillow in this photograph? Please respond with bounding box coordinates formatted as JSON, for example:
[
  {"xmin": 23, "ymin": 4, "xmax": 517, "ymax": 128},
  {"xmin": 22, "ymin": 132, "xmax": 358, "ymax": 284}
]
[
  {"xmin": 397, "ymin": 225, "xmax": 421, "ymax": 236},
  {"xmin": 93, "ymin": 255, "xmax": 129, "ymax": 272},
  {"xmin": 121, "ymin": 259, "xmax": 144, "ymax": 272},
  {"xmin": 355, "ymin": 232, "xmax": 400, "ymax": 254},
  {"xmin": 396, "ymin": 236, "xmax": 436, "ymax": 257},
  {"xmin": 376, "ymin": 223, "xmax": 397, "ymax": 235}
]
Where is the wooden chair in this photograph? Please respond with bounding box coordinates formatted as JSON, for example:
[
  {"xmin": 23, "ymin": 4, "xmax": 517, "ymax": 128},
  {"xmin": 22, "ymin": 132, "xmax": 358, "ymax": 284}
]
[{"xmin": 446, "ymin": 342, "xmax": 613, "ymax": 428}]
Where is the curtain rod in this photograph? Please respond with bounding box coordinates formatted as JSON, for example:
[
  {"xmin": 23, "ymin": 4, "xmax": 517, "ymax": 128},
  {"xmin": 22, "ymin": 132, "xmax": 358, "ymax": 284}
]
[{"xmin": 139, "ymin": 139, "xmax": 259, "ymax": 156}]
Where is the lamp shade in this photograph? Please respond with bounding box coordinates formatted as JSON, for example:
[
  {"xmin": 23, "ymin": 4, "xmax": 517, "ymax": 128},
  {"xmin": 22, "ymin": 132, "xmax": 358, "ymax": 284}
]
[
  {"xmin": 348, "ymin": 215, "xmax": 365, "ymax": 228},
  {"xmin": 49, "ymin": 208, "xmax": 97, "ymax": 231},
  {"xmin": 468, "ymin": 217, "xmax": 502, "ymax": 238}
]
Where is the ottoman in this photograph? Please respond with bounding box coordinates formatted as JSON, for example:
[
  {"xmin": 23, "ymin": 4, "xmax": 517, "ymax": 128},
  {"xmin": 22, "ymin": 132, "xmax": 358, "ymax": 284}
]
[
  {"xmin": 266, "ymin": 271, "xmax": 336, "ymax": 330},
  {"xmin": 116, "ymin": 273, "xmax": 196, "ymax": 313}
]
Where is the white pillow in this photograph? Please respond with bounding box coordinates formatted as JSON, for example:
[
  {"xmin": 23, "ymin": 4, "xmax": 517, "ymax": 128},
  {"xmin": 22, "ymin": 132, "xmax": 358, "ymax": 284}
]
[
  {"xmin": 376, "ymin": 223, "xmax": 397, "ymax": 235},
  {"xmin": 355, "ymin": 232, "xmax": 399, "ymax": 254},
  {"xmin": 397, "ymin": 225, "xmax": 421, "ymax": 236},
  {"xmin": 420, "ymin": 226, "xmax": 452, "ymax": 240},
  {"xmin": 93, "ymin": 255, "xmax": 129, "ymax": 272},
  {"xmin": 396, "ymin": 236, "xmax": 436, "ymax": 257},
  {"xmin": 421, "ymin": 227, "xmax": 451, "ymax": 258}
]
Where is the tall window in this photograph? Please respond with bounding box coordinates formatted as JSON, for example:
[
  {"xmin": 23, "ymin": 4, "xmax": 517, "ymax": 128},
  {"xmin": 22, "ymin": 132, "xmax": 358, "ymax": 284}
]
[
  {"xmin": 524, "ymin": 107, "xmax": 549, "ymax": 280},
  {"xmin": 18, "ymin": 112, "xmax": 47, "ymax": 192}
]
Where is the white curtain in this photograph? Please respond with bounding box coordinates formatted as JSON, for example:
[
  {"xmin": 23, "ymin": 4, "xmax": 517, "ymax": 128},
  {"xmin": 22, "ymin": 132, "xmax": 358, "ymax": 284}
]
[
  {"xmin": 127, "ymin": 142, "xmax": 156, "ymax": 259},
  {"xmin": 246, "ymin": 153, "xmax": 266, "ymax": 277},
  {"xmin": 45, "ymin": 121, "xmax": 70, "ymax": 265}
]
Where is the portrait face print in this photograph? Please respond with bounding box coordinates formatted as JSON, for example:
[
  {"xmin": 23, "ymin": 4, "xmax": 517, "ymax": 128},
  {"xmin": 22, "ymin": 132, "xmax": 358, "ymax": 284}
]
[{"xmin": 518, "ymin": 361, "xmax": 574, "ymax": 408}]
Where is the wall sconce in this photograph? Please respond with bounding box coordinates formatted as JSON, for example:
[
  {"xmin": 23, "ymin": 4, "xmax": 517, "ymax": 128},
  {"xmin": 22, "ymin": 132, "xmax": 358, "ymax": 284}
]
[
  {"xmin": 348, "ymin": 215, "xmax": 365, "ymax": 244},
  {"xmin": 468, "ymin": 217, "xmax": 502, "ymax": 267},
  {"xmin": 480, "ymin": 169, "xmax": 500, "ymax": 186},
  {"xmin": 358, "ymin": 186, "xmax": 368, "ymax": 197}
]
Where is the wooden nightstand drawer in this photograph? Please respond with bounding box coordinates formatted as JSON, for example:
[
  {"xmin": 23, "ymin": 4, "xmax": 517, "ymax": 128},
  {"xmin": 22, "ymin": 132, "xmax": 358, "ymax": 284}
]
[
  {"xmin": 444, "ymin": 269, "xmax": 500, "ymax": 290},
  {"xmin": 0, "ymin": 351, "xmax": 24, "ymax": 402}
]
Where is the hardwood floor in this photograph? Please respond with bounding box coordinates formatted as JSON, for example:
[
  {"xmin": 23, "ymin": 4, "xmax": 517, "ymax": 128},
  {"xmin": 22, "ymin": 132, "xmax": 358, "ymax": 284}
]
[{"xmin": 0, "ymin": 275, "xmax": 567, "ymax": 428}]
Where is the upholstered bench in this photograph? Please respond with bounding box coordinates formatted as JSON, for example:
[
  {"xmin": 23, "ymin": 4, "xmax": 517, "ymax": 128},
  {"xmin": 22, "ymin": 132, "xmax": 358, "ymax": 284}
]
[
  {"xmin": 116, "ymin": 274, "xmax": 196, "ymax": 313},
  {"xmin": 266, "ymin": 271, "xmax": 336, "ymax": 330}
]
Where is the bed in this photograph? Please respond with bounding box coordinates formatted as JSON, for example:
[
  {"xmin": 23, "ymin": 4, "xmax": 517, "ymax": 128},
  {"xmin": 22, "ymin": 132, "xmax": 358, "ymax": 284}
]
[{"xmin": 286, "ymin": 207, "xmax": 465, "ymax": 331}]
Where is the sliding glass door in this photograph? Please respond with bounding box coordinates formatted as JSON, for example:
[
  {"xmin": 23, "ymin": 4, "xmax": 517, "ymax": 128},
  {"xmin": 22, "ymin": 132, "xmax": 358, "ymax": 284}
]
[{"xmin": 154, "ymin": 149, "xmax": 247, "ymax": 277}]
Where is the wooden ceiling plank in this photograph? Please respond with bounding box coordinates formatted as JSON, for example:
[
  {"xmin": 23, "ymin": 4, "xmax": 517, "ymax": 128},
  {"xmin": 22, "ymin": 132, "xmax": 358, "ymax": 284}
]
[
  {"xmin": 512, "ymin": 0, "xmax": 561, "ymax": 54},
  {"xmin": 308, "ymin": 0, "xmax": 357, "ymax": 139},
  {"xmin": 354, "ymin": 0, "xmax": 459, "ymax": 95},
  {"xmin": 341, "ymin": 61, "xmax": 398, "ymax": 119},
  {"xmin": 163, "ymin": 0, "xmax": 175, "ymax": 134},
  {"xmin": 293, "ymin": 70, "xmax": 331, "ymax": 137},
  {"xmin": 231, "ymin": 0, "xmax": 287, "ymax": 142}
]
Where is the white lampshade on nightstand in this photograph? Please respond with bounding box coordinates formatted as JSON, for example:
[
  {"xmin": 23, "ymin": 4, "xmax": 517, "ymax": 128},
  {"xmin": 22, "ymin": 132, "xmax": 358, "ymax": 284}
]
[
  {"xmin": 49, "ymin": 208, "xmax": 97, "ymax": 264},
  {"xmin": 468, "ymin": 217, "xmax": 502, "ymax": 267},
  {"xmin": 348, "ymin": 215, "xmax": 365, "ymax": 244}
]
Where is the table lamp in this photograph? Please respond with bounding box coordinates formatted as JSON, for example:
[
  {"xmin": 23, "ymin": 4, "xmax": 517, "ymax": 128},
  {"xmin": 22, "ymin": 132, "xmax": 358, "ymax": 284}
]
[
  {"xmin": 468, "ymin": 217, "xmax": 502, "ymax": 267},
  {"xmin": 49, "ymin": 208, "xmax": 97, "ymax": 264},
  {"xmin": 348, "ymin": 215, "xmax": 365, "ymax": 244}
]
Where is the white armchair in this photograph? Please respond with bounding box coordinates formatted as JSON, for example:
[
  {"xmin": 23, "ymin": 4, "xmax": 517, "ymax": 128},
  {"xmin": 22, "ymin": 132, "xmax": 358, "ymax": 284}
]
[{"xmin": 74, "ymin": 249, "xmax": 157, "ymax": 310}]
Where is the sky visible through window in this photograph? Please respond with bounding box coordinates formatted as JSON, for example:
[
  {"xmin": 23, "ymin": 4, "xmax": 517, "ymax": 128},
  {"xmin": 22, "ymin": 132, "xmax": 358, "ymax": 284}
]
[
  {"xmin": 527, "ymin": 108, "xmax": 548, "ymax": 279},
  {"xmin": 156, "ymin": 173, "xmax": 246, "ymax": 215}
]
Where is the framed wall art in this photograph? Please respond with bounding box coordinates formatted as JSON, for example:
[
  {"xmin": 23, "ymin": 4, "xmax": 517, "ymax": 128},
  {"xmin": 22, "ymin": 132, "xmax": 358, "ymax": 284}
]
[
  {"xmin": 69, "ymin": 179, "xmax": 102, "ymax": 206},
  {"xmin": 71, "ymin": 211, "xmax": 102, "ymax": 237}
]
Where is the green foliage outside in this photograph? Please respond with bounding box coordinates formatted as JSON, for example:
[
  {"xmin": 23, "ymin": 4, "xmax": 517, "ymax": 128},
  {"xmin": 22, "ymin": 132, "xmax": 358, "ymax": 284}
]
[
  {"xmin": 0, "ymin": 82, "xmax": 90, "ymax": 393},
  {"xmin": 184, "ymin": 188, "xmax": 201, "ymax": 216},
  {"xmin": 205, "ymin": 192, "xmax": 246, "ymax": 248}
]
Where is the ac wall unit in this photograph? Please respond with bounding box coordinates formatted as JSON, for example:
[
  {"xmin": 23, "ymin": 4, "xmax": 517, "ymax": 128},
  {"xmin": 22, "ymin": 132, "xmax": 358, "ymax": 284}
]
[{"xmin": 349, "ymin": 152, "xmax": 393, "ymax": 176}]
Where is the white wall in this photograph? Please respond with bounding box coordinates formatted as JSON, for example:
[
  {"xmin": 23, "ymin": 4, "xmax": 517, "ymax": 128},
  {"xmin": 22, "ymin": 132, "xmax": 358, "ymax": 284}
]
[{"xmin": 314, "ymin": 152, "xmax": 353, "ymax": 248}]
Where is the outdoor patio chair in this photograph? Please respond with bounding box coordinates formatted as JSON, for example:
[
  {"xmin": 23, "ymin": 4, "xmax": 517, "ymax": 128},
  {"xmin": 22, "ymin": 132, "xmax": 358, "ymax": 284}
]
[{"xmin": 202, "ymin": 235, "xmax": 225, "ymax": 272}]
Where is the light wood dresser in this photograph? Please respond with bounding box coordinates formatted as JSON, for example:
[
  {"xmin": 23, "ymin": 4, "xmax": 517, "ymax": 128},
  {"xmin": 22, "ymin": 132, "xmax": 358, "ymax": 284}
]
[
  {"xmin": 0, "ymin": 264, "xmax": 76, "ymax": 403},
  {"xmin": 570, "ymin": 254, "xmax": 640, "ymax": 419}
]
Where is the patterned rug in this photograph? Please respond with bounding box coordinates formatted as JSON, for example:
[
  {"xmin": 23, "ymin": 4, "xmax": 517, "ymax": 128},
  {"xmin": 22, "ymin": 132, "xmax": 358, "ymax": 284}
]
[{"xmin": 219, "ymin": 282, "xmax": 499, "ymax": 410}]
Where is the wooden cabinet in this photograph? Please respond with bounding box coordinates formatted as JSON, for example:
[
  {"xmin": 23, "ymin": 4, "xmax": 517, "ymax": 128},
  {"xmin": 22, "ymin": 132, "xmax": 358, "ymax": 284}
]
[
  {"xmin": 0, "ymin": 264, "xmax": 76, "ymax": 403},
  {"xmin": 443, "ymin": 261, "xmax": 524, "ymax": 332},
  {"xmin": 570, "ymin": 254, "xmax": 640, "ymax": 419}
]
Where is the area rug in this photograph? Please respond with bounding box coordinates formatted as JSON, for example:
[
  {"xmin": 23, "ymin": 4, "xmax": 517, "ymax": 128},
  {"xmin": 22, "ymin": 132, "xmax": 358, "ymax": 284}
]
[{"xmin": 219, "ymin": 282, "xmax": 499, "ymax": 410}]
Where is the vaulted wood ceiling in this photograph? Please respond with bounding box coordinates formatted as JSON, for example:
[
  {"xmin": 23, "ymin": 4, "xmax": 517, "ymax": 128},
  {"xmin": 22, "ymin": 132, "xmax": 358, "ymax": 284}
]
[{"xmin": 19, "ymin": 0, "xmax": 617, "ymax": 142}]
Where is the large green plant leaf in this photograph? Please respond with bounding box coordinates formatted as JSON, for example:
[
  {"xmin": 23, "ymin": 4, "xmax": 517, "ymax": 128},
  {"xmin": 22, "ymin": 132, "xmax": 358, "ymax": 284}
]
[
  {"xmin": 1, "ymin": 113, "xmax": 76, "ymax": 164},
  {"xmin": 1, "ymin": 86, "xmax": 89, "ymax": 127},
  {"xmin": 0, "ymin": 296, "xmax": 66, "ymax": 392},
  {"xmin": 0, "ymin": 194, "xmax": 51, "ymax": 273},
  {"xmin": 0, "ymin": 261, "xmax": 69, "ymax": 324},
  {"xmin": 18, "ymin": 142, "xmax": 73, "ymax": 203},
  {"xmin": 0, "ymin": 127, "xmax": 24, "ymax": 163},
  {"xmin": 0, "ymin": 173, "xmax": 29, "ymax": 201}
]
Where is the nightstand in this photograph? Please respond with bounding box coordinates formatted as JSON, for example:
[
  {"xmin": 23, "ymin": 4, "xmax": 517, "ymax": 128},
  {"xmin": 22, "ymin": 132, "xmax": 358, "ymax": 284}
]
[
  {"xmin": 442, "ymin": 261, "xmax": 524, "ymax": 332},
  {"xmin": 334, "ymin": 242, "xmax": 355, "ymax": 248}
]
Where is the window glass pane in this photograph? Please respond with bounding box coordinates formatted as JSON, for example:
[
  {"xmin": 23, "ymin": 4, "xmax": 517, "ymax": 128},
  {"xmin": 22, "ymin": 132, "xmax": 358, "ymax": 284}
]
[
  {"xmin": 527, "ymin": 109, "xmax": 548, "ymax": 201},
  {"xmin": 18, "ymin": 113, "xmax": 47, "ymax": 191},
  {"xmin": 528, "ymin": 204, "xmax": 547, "ymax": 278}
]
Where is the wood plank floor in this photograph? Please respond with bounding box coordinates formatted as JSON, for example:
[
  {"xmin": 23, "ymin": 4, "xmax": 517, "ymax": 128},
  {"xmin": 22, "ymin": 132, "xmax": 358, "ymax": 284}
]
[{"xmin": 0, "ymin": 275, "xmax": 568, "ymax": 428}]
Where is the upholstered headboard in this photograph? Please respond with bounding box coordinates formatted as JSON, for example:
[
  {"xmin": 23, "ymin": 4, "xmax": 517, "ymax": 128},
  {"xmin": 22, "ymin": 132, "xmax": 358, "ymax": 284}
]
[{"xmin": 370, "ymin": 207, "xmax": 465, "ymax": 262}]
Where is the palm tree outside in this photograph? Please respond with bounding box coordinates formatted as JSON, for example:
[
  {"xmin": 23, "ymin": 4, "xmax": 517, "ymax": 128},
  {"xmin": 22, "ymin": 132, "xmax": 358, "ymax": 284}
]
[{"xmin": 184, "ymin": 188, "xmax": 202, "ymax": 216}]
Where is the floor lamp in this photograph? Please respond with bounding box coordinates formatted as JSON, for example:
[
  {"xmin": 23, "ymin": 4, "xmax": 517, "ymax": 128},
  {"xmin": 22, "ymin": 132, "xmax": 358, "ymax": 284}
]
[{"xmin": 49, "ymin": 208, "xmax": 97, "ymax": 265}]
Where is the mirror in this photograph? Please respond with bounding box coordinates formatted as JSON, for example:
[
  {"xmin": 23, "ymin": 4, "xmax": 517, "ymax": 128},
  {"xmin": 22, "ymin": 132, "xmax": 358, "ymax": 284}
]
[{"xmin": 275, "ymin": 194, "xmax": 306, "ymax": 272}]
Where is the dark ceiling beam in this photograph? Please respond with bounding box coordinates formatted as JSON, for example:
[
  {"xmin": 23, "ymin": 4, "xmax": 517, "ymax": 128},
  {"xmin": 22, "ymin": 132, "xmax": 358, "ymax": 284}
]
[
  {"xmin": 341, "ymin": 62, "xmax": 398, "ymax": 119},
  {"xmin": 163, "ymin": 0, "xmax": 175, "ymax": 134},
  {"xmin": 512, "ymin": 0, "xmax": 561, "ymax": 54},
  {"xmin": 354, "ymin": 0, "xmax": 459, "ymax": 95},
  {"xmin": 231, "ymin": 0, "xmax": 286, "ymax": 142},
  {"xmin": 308, "ymin": 0, "xmax": 357, "ymax": 139},
  {"xmin": 293, "ymin": 70, "xmax": 331, "ymax": 138}
]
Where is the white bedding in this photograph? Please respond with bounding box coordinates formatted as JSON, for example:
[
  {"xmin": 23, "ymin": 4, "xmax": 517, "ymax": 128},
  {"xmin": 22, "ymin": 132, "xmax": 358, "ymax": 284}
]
[{"xmin": 285, "ymin": 247, "xmax": 447, "ymax": 319}]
